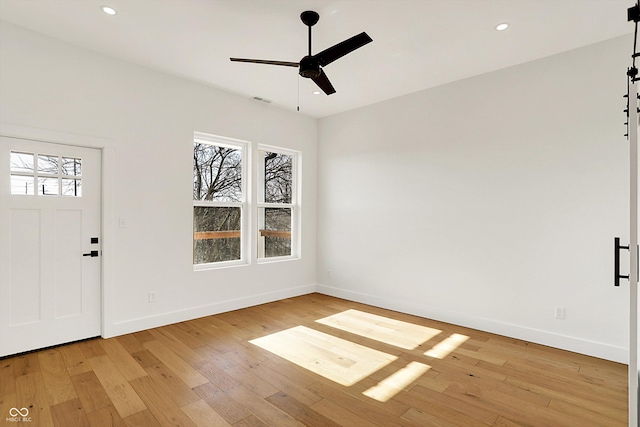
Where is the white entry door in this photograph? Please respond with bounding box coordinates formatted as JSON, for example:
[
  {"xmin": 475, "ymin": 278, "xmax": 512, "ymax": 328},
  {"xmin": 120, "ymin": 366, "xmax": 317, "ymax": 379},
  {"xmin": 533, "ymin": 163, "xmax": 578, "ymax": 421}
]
[{"xmin": 0, "ymin": 137, "xmax": 101, "ymax": 357}]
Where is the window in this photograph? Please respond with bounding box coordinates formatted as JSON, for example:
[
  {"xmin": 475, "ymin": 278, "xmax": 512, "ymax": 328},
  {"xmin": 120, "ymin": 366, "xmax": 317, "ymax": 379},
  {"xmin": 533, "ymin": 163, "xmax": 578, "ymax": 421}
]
[
  {"xmin": 192, "ymin": 133, "xmax": 300, "ymax": 267},
  {"xmin": 258, "ymin": 147, "xmax": 298, "ymax": 260},
  {"xmin": 193, "ymin": 134, "xmax": 247, "ymax": 266},
  {"xmin": 10, "ymin": 151, "xmax": 82, "ymax": 197}
]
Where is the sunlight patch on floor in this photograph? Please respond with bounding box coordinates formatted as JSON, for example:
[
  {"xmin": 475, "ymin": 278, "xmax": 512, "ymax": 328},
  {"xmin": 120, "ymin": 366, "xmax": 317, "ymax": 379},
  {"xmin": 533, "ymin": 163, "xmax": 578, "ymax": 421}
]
[
  {"xmin": 315, "ymin": 309, "xmax": 441, "ymax": 350},
  {"xmin": 424, "ymin": 333, "xmax": 469, "ymax": 359},
  {"xmin": 363, "ymin": 361, "xmax": 431, "ymax": 402},
  {"xmin": 249, "ymin": 325, "xmax": 397, "ymax": 386}
]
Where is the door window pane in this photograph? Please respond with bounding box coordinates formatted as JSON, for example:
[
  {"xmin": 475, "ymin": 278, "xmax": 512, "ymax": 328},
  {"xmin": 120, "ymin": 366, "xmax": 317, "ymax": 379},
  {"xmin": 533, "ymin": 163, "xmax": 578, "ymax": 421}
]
[
  {"xmin": 10, "ymin": 152, "xmax": 34, "ymax": 173},
  {"xmin": 193, "ymin": 206, "xmax": 241, "ymax": 264},
  {"xmin": 61, "ymin": 179, "xmax": 82, "ymax": 197},
  {"xmin": 62, "ymin": 157, "xmax": 82, "ymax": 176},
  {"xmin": 11, "ymin": 175, "xmax": 34, "ymax": 195},
  {"xmin": 38, "ymin": 177, "xmax": 59, "ymax": 196},
  {"xmin": 38, "ymin": 154, "xmax": 59, "ymax": 175}
]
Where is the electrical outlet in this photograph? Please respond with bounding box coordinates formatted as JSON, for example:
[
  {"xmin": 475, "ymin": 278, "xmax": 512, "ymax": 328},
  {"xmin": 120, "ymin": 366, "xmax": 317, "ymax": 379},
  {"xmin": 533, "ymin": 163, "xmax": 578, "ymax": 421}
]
[
  {"xmin": 149, "ymin": 291, "xmax": 157, "ymax": 303},
  {"xmin": 555, "ymin": 307, "xmax": 566, "ymax": 319}
]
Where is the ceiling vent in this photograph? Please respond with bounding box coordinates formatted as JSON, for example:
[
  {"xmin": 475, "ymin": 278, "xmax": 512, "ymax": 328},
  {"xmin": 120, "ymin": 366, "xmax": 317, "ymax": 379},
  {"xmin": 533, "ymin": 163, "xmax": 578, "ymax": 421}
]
[{"xmin": 252, "ymin": 96, "xmax": 272, "ymax": 104}]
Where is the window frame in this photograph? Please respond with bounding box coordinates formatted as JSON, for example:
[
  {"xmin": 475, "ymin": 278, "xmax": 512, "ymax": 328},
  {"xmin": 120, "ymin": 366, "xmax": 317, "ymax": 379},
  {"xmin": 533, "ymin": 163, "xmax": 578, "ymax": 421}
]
[
  {"xmin": 193, "ymin": 132, "xmax": 250, "ymax": 270},
  {"xmin": 256, "ymin": 144, "xmax": 301, "ymax": 263}
]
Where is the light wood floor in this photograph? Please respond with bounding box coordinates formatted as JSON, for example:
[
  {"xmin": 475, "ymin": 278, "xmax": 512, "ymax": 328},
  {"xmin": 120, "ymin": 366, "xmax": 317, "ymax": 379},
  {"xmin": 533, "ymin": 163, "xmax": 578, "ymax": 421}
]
[{"xmin": 0, "ymin": 293, "xmax": 627, "ymax": 426}]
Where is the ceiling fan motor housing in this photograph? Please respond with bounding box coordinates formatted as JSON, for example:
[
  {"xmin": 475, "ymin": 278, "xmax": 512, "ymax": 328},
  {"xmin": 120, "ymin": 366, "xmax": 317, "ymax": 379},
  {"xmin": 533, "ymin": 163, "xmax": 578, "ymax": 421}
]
[{"xmin": 299, "ymin": 56, "xmax": 321, "ymax": 78}]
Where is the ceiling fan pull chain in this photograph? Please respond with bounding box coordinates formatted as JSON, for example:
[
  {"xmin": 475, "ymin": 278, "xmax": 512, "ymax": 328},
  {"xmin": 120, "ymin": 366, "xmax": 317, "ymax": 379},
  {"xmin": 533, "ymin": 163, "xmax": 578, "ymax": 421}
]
[{"xmin": 297, "ymin": 74, "xmax": 300, "ymax": 112}]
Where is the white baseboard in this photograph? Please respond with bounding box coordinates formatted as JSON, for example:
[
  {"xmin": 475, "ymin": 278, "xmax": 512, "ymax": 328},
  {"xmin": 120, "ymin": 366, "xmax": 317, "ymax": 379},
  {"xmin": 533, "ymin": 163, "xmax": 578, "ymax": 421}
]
[
  {"xmin": 109, "ymin": 284, "xmax": 316, "ymax": 338},
  {"xmin": 316, "ymin": 284, "xmax": 627, "ymax": 364},
  {"xmin": 107, "ymin": 282, "xmax": 627, "ymax": 364}
]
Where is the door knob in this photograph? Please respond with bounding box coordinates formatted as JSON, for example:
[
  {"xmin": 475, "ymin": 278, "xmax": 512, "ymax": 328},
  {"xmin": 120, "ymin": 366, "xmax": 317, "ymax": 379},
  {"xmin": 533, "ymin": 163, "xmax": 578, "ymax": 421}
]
[{"xmin": 83, "ymin": 250, "xmax": 99, "ymax": 257}]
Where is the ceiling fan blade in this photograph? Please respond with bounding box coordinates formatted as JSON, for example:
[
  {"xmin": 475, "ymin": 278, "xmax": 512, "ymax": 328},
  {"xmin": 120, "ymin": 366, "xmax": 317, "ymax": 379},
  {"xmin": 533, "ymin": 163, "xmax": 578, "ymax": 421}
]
[
  {"xmin": 314, "ymin": 32, "xmax": 372, "ymax": 67},
  {"xmin": 312, "ymin": 69, "xmax": 336, "ymax": 95},
  {"xmin": 230, "ymin": 58, "xmax": 299, "ymax": 67}
]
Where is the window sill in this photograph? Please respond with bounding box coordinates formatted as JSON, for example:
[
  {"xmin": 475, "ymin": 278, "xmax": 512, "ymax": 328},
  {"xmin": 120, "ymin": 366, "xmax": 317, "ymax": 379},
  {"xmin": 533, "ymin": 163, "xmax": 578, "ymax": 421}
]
[
  {"xmin": 193, "ymin": 259, "xmax": 248, "ymax": 271},
  {"xmin": 257, "ymin": 255, "xmax": 300, "ymax": 265}
]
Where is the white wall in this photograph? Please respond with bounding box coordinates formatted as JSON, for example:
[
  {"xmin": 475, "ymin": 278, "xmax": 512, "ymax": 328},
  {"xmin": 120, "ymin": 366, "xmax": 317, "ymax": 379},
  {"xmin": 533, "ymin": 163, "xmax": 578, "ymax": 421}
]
[
  {"xmin": 0, "ymin": 22, "xmax": 317, "ymax": 337},
  {"xmin": 317, "ymin": 35, "xmax": 631, "ymax": 362},
  {"xmin": 1, "ymin": 20, "xmax": 632, "ymax": 363}
]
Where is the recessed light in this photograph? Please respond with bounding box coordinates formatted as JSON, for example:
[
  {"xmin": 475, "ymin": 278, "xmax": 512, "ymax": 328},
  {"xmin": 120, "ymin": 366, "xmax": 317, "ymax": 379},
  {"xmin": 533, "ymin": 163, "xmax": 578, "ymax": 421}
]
[
  {"xmin": 313, "ymin": 91, "xmax": 321, "ymax": 95},
  {"xmin": 101, "ymin": 5, "xmax": 117, "ymax": 15},
  {"xmin": 495, "ymin": 22, "xmax": 510, "ymax": 31}
]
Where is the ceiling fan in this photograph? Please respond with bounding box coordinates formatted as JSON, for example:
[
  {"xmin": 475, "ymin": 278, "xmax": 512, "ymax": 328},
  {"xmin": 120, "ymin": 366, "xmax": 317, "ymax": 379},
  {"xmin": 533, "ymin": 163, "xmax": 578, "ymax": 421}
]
[{"xmin": 230, "ymin": 11, "xmax": 372, "ymax": 95}]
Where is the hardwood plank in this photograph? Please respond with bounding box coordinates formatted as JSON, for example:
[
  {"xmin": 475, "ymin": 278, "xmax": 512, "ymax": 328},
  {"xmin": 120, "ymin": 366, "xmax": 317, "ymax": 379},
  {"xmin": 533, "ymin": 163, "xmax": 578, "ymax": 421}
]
[
  {"xmin": 548, "ymin": 397, "xmax": 627, "ymax": 426},
  {"xmin": 181, "ymin": 399, "xmax": 233, "ymax": 427},
  {"xmin": 307, "ymin": 380, "xmax": 422, "ymax": 427},
  {"xmin": 398, "ymin": 384, "xmax": 498, "ymax": 426},
  {"xmin": 123, "ymin": 409, "xmax": 162, "ymax": 427},
  {"xmin": 59, "ymin": 343, "xmax": 91, "ymax": 376},
  {"xmin": 265, "ymin": 391, "xmax": 341, "ymax": 427},
  {"xmin": 15, "ymin": 372, "xmax": 55, "ymax": 427},
  {"xmin": 309, "ymin": 398, "xmax": 379, "ymax": 427},
  {"xmin": 0, "ymin": 357, "xmax": 16, "ymax": 397},
  {"xmin": 195, "ymin": 360, "xmax": 240, "ymax": 391},
  {"xmin": 143, "ymin": 340, "xmax": 209, "ymax": 388},
  {"xmin": 224, "ymin": 364, "xmax": 279, "ymax": 398},
  {"xmin": 129, "ymin": 375, "xmax": 197, "ymax": 427},
  {"xmin": 78, "ymin": 339, "xmax": 107, "ymax": 359},
  {"xmin": 492, "ymin": 416, "xmax": 526, "ymax": 427},
  {"xmin": 194, "ymin": 345, "xmax": 238, "ymax": 370},
  {"xmin": 131, "ymin": 349, "xmax": 162, "ymax": 368},
  {"xmin": 50, "ymin": 397, "xmax": 90, "ymax": 427},
  {"xmin": 144, "ymin": 362, "xmax": 201, "ymax": 407},
  {"xmin": 443, "ymin": 382, "xmax": 604, "ymax": 427},
  {"xmin": 242, "ymin": 360, "xmax": 323, "ymax": 406},
  {"xmin": 504, "ymin": 375, "xmax": 627, "ymax": 421},
  {"xmin": 232, "ymin": 415, "xmax": 269, "ymax": 427},
  {"xmin": 99, "ymin": 338, "xmax": 147, "ymax": 380},
  {"xmin": 86, "ymin": 404, "xmax": 127, "ymax": 427},
  {"xmin": 116, "ymin": 334, "xmax": 145, "ymax": 354},
  {"xmin": 148, "ymin": 328, "xmax": 207, "ymax": 367},
  {"xmin": 89, "ymin": 355, "xmax": 147, "ymax": 418},
  {"xmin": 38, "ymin": 348, "xmax": 78, "ymax": 405},
  {"xmin": 204, "ymin": 388, "xmax": 252, "ymax": 424},
  {"xmin": 70, "ymin": 371, "xmax": 111, "ymax": 413},
  {"xmin": 12, "ymin": 352, "xmax": 41, "ymax": 377},
  {"xmin": 132, "ymin": 330, "xmax": 156, "ymax": 344},
  {"xmin": 224, "ymin": 385, "xmax": 303, "ymax": 427},
  {"xmin": 0, "ymin": 392, "xmax": 18, "ymax": 425},
  {"xmin": 401, "ymin": 407, "xmax": 460, "ymax": 427}
]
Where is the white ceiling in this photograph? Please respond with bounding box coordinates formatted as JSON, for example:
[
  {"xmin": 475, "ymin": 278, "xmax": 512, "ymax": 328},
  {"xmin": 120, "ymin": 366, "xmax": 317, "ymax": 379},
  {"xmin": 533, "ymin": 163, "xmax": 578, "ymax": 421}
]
[{"xmin": 0, "ymin": 0, "xmax": 633, "ymax": 118}]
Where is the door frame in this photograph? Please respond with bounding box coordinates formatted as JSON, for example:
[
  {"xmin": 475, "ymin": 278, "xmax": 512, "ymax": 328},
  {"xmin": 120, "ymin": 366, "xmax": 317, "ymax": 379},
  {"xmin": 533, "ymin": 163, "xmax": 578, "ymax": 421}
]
[{"xmin": 0, "ymin": 123, "xmax": 116, "ymax": 339}]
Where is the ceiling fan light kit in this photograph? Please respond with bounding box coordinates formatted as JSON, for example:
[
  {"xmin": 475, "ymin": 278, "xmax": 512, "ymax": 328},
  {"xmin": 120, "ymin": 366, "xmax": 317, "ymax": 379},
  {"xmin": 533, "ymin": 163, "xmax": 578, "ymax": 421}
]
[{"xmin": 230, "ymin": 10, "xmax": 373, "ymax": 95}]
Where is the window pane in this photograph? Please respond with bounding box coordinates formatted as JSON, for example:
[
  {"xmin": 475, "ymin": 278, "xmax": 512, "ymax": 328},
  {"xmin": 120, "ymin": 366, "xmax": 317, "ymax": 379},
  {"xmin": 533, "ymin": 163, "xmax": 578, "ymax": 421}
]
[
  {"xmin": 62, "ymin": 157, "xmax": 82, "ymax": 176},
  {"xmin": 38, "ymin": 154, "xmax": 59, "ymax": 175},
  {"xmin": 10, "ymin": 152, "xmax": 34, "ymax": 173},
  {"xmin": 38, "ymin": 177, "xmax": 59, "ymax": 196},
  {"xmin": 264, "ymin": 152, "xmax": 292, "ymax": 204},
  {"xmin": 61, "ymin": 179, "xmax": 82, "ymax": 197},
  {"xmin": 193, "ymin": 143, "xmax": 242, "ymax": 202},
  {"xmin": 261, "ymin": 208, "xmax": 291, "ymax": 258},
  {"xmin": 193, "ymin": 206, "xmax": 241, "ymax": 263},
  {"xmin": 11, "ymin": 175, "xmax": 34, "ymax": 195}
]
